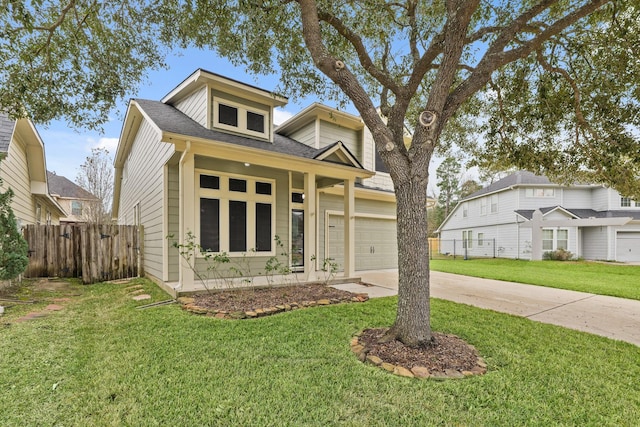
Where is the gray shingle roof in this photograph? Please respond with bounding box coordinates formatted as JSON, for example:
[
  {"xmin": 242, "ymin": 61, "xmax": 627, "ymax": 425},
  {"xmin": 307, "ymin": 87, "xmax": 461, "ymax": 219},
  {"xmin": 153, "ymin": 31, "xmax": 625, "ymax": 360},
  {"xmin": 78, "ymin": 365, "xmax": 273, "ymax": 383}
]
[
  {"xmin": 47, "ymin": 171, "xmax": 98, "ymax": 200},
  {"xmin": 516, "ymin": 207, "xmax": 640, "ymax": 220},
  {"xmin": 0, "ymin": 113, "xmax": 16, "ymax": 154},
  {"xmin": 465, "ymin": 171, "xmax": 554, "ymax": 200},
  {"xmin": 135, "ymin": 99, "xmax": 323, "ymax": 161}
]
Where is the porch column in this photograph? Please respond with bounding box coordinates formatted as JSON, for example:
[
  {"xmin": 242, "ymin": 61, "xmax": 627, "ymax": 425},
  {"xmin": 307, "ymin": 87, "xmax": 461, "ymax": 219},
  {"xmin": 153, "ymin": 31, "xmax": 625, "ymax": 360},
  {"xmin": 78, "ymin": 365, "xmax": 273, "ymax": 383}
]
[
  {"xmin": 179, "ymin": 147, "xmax": 195, "ymax": 291},
  {"xmin": 530, "ymin": 209, "xmax": 543, "ymax": 261},
  {"xmin": 303, "ymin": 171, "xmax": 317, "ymax": 281},
  {"xmin": 343, "ymin": 178, "xmax": 356, "ymax": 278}
]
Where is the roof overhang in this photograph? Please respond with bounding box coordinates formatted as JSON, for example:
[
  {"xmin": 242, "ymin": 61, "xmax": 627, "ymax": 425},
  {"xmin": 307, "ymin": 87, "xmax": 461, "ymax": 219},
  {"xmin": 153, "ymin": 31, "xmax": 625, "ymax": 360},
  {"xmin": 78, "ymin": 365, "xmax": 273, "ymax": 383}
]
[
  {"xmin": 276, "ymin": 103, "xmax": 364, "ymax": 135},
  {"xmin": 168, "ymin": 133, "xmax": 374, "ymax": 180},
  {"xmin": 161, "ymin": 69, "xmax": 287, "ymax": 108},
  {"xmin": 519, "ymin": 217, "xmax": 633, "ymax": 227}
]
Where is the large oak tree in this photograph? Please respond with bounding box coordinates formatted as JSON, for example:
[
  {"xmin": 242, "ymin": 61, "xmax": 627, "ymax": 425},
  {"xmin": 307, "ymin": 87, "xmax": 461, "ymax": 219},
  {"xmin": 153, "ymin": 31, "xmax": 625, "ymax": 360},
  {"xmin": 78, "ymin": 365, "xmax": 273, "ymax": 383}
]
[{"xmin": 2, "ymin": 0, "xmax": 639, "ymax": 346}]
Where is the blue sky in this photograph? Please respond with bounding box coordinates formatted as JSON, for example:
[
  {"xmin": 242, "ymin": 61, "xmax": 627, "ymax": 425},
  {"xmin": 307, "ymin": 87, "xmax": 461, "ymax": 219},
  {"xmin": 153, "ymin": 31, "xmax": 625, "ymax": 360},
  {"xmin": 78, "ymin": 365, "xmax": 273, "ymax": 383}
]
[
  {"xmin": 38, "ymin": 48, "xmax": 448, "ymax": 195},
  {"xmin": 39, "ymin": 49, "xmax": 324, "ymax": 180}
]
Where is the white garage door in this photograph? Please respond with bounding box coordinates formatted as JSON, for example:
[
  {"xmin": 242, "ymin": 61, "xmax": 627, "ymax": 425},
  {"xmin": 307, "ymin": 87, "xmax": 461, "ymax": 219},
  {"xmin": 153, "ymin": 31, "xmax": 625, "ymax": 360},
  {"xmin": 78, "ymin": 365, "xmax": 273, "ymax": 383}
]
[
  {"xmin": 617, "ymin": 232, "xmax": 640, "ymax": 262},
  {"xmin": 328, "ymin": 215, "xmax": 398, "ymax": 271}
]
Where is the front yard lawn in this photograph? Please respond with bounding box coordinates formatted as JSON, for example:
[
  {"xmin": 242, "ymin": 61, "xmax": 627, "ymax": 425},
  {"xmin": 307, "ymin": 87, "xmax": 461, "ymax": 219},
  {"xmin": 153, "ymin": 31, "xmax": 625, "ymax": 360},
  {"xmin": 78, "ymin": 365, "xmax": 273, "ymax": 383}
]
[
  {"xmin": 1, "ymin": 278, "xmax": 638, "ymax": 425},
  {"xmin": 430, "ymin": 258, "xmax": 640, "ymax": 300}
]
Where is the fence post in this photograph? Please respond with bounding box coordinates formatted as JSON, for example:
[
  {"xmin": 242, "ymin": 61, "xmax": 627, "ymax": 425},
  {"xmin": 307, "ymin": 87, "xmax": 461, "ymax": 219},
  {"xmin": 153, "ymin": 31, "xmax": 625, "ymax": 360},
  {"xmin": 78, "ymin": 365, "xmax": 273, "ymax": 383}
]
[
  {"xmin": 493, "ymin": 238, "xmax": 496, "ymax": 258},
  {"xmin": 453, "ymin": 239, "xmax": 456, "ymax": 260}
]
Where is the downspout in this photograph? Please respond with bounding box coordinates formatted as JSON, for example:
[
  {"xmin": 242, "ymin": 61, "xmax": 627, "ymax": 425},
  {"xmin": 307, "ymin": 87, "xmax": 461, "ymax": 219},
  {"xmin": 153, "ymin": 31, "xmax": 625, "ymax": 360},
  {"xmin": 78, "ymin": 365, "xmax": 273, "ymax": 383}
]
[{"xmin": 177, "ymin": 141, "xmax": 191, "ymax": 292}]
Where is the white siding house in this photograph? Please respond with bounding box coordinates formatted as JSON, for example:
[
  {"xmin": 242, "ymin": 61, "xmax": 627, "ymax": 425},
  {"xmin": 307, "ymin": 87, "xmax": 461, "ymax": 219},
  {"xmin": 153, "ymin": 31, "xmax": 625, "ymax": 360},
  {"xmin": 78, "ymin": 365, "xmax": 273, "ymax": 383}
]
[
  {"xmin": 437, "ymin": 171, "xmax": 640, "ymax": 262},
  {"xmin": 112, "ymin": 69, "xmax": 400, "ymax": 295}
]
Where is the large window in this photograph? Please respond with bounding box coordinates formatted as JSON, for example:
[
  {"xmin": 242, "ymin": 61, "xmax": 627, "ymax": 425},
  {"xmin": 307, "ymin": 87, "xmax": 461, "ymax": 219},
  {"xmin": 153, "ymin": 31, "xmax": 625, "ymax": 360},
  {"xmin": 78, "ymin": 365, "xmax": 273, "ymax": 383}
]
[
  {"xmin": 621, "ymin": 197, "xmax": 638, "ymax": 207},
  {"xmin": 543, "ymin": 228, "xmax": 568, "ymax": 251},
  {"xmin": 213, "ymin": 98, "xmax": 268, "ymax": 139},
  {"xmin": 199, "ymin": 171, "xmax": 275, "ymax": 254}
]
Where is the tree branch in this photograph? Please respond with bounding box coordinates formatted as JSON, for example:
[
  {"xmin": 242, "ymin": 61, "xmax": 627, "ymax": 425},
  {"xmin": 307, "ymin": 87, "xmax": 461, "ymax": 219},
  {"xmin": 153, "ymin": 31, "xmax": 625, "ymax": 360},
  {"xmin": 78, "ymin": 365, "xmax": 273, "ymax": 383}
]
[
  {"xmin": 316, "ymin": 9, "xmax": 402, "ymax": 95},
  {"xmin": 443, "ymin": 0, "xmax": 609, "ymax": 124}
]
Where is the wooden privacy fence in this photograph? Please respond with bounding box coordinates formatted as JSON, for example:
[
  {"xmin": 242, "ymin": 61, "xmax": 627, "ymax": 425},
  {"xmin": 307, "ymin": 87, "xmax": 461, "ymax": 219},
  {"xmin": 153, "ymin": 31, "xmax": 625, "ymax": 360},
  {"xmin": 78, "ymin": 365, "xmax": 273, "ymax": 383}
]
[{"xmin": 23, "ymin": 224, "xmax": 143, "ymax": 284}]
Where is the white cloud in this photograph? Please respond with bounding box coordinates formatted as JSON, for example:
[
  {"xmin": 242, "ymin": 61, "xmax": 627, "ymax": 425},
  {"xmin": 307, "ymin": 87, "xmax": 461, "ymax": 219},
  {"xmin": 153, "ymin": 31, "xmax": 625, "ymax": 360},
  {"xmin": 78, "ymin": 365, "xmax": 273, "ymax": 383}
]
[
  {"xmin": 273, "ymin": 108, "xmax": 294, "ymax": 126},
  {"xmin": 86, "ymin": 137, "xmax": 119, "ymax": 153}
]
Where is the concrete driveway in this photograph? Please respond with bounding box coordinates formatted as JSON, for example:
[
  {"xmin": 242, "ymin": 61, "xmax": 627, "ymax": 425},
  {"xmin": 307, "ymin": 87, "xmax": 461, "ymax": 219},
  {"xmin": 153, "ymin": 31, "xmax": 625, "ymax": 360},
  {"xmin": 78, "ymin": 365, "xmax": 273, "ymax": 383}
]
[{"xmin": 333, "ymin": 269, "xmax": 640, "ymax": 346}]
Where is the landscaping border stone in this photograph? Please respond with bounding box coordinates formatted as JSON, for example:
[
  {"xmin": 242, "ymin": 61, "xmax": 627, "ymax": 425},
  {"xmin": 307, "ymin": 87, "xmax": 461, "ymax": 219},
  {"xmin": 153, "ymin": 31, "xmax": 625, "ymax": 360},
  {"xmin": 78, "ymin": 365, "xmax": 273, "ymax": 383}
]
[
  {"xmin": 176, "ymin": 293, "xmax": 369, "ymax": 319},
  {"xmin": 350, "ymin": 331, "xmax": 487, "ymax": 380}
]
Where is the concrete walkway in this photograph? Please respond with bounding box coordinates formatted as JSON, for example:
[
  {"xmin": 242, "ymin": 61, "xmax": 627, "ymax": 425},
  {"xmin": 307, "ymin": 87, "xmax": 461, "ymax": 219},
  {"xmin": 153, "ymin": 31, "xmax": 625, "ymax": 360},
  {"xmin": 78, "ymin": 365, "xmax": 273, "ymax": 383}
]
[{"xmin": 333, "ymin": 269, "xmax": 640, "ymax": 346}]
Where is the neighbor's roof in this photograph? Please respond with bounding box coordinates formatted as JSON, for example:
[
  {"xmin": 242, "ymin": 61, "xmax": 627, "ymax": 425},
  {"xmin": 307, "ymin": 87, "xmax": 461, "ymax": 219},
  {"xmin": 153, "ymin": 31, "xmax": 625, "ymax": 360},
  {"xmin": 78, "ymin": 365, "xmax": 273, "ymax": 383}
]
[
  {"xmin": 464, "ymin": 171, "xmax": 555, "ymax": 200},
  {"xmin": 47, "ymin": 171, "xmax": 98, "ymax": 200},
  {"xmin": 135, "ymin": 99, "xmax": 322, "ymax": 160},
  {"xmin": 0, "ymin": 113, "xmax": 16, "ymax": 153},
  {"xmin": 516, "ymin": 207, "xmax": 640, "ymax": 221}
]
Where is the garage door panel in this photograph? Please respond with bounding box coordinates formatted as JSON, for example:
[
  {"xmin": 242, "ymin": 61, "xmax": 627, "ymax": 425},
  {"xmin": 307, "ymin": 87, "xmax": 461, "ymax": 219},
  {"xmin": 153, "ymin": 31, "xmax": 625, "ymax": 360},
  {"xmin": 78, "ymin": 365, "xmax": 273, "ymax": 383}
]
[
  {"xmin": 617, "ymin": 232, "xmax": 640, "ymax": 263},
  {"xmin": 328, "ymin": 215, "xmax": 397, "ymax": 272}
]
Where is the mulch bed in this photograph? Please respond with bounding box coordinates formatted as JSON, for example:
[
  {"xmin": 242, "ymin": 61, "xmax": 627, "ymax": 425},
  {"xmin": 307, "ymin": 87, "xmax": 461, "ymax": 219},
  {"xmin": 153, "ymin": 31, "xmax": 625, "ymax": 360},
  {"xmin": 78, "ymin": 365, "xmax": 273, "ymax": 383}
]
[{"xmin": 191, "ymin": 283, "xmax": 363, "ymax": 312}]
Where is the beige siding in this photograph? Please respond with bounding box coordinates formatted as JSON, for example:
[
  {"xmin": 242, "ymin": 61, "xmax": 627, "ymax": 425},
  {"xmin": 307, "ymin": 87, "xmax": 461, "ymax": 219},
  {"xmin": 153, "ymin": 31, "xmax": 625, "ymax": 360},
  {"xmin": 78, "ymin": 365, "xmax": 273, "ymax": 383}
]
[
  {"xmin": 118, "ymin": 119, "xmax": 175, "ymax": 280},
  {"xmin": 174, "ymin": 85, "xmax": 208, "ymax": 127},
  {"xmin": 319, "ymin": 121, "xmax": 361, "ymax": 160},
  {"xmin": 288, "ymin": 122, "xmax": 317, "ymax": 147},
  {"xmin": 360, "ymin": 126, "xmax": 394, "ymax": 191},
  {"xmin": 0, "ymin": 134, "xmax": 36, "ymax": 226}
]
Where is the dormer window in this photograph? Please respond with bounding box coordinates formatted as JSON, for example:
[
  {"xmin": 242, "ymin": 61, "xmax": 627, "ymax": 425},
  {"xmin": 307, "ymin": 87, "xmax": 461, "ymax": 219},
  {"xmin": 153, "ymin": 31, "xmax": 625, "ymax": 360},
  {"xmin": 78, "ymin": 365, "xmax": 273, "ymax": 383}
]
[{"xmin": 213, "ymin": 98, "xmax": 268, "ymax": 139}]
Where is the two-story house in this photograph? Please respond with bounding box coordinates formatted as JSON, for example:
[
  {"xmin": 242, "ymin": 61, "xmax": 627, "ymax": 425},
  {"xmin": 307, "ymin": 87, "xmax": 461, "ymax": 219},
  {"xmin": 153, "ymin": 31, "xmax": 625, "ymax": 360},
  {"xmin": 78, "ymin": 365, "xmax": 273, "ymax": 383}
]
[
  {"xmin": 437, "ymin": 171, "xmax": 640, "ymax": 262},
  {"xmin": 0, "ymin": 113, "xmax": 65, "ymax": 227},
  {"xmin": 47, "ymin": 171, "xmax": 100, "ymax": 224},
  {"xmin": 112, "ymin": 69, "xmax": 398, "ymax": 295}
]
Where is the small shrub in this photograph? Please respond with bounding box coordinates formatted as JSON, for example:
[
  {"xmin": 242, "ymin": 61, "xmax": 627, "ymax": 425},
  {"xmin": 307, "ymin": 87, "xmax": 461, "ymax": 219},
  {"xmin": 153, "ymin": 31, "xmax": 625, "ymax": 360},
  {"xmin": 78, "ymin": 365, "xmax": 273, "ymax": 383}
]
[{"xmin": 543, "ymin": 248, "xmax": 574, "ymax": 261}]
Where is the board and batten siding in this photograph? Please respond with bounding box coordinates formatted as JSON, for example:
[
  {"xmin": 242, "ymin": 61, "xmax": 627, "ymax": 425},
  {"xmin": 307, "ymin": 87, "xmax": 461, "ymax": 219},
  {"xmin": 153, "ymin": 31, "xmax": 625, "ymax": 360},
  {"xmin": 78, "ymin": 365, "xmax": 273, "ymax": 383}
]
[
  {"xmin": 0, "ymin": 133, "xmax": 36, "ymax": 225},
  {"xmin": 118, "ymin": 119, "xmax": 176, "ymax": 280},
  {"xmin": 173, "ymin": 85, "xmax": 208, "ymax": 128}
]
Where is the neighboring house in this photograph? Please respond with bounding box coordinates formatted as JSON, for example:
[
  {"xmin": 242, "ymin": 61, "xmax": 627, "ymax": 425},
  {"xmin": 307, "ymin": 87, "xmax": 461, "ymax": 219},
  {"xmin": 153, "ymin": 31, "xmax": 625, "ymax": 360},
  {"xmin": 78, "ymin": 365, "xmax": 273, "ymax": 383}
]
[
  {"xmin": 112, "ymin": 69, "xmax": 402, "ymax": 295},
  {"xmin": 437, "ymin": 171, "xmax": 640, "ymax": 262},
  {"xmin": 47, "ymin": 171, "xmax": 100, "ymax": 224},
  {"xmin": 0, "ymin": 113, "xmax": 65, "ymax": 227}
]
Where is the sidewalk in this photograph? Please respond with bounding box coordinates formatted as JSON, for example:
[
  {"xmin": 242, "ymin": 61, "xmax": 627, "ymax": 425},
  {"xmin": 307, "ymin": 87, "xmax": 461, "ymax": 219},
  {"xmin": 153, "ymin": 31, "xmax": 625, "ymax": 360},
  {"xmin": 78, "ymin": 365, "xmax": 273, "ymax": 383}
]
[{"xmin": 333, "ymin": 269, "xmax": 640, "ymax": 346}]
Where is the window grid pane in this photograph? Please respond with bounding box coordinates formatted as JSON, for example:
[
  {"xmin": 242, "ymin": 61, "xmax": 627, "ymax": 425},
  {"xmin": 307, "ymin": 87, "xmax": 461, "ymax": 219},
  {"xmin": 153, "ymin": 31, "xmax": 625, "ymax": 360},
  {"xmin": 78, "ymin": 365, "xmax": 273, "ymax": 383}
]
[
  {"xmin": 219, "ymin": 104, "xmax": 238, "ymax": 127},
  {"xmin": 255, "ymin": 203, "xmax": 272, "ymax": 252},
  {"xmin": 229, "ymin": 178, "xmax": 247, "ymax": 192},
  {"xmin": 247, "ymin": 111, "xmax": 265, "ymax": 133},
  {"xmin": 200, "ymin": 198, "xmax": 220, "ymax": 252},
  {"xmin": 200, "ymin": 175, "xmax": 220, "ymax": 189},
  {"xmin": 229, "ymin": 201, "xmax": 247, "ymax": 252},
  {"xmin": 256, "ymin": 182, "xmax": 272, "ymax": 195}
]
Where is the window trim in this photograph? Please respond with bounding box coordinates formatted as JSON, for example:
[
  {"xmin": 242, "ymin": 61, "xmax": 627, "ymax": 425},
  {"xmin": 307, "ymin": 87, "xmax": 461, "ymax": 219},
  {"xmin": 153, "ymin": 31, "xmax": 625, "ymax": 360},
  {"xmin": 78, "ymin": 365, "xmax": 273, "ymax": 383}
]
[
  {"xmin": 197, "ymin": 170, "xmax": 276, "ymax": 257},
  {"xmin": 542, "ymin": 228, "xmax": 569, "ymax": 251},
  {"xmin": 212, "ymin": 98, "xmax": 269, "ymax": 139},
  {"xmin": 525, "ymin": 188, "xmax": 556, "ymax": 198}
]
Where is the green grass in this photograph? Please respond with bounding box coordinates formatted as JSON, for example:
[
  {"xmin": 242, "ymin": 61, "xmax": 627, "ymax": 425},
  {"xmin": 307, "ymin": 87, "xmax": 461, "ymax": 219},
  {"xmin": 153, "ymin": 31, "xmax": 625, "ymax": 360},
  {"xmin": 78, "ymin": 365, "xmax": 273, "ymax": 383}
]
[
  {"xmin": 1, "ymin": 278, "xmax": 639, "ymax": 426},
  {"xmin": 430, "ymin": 258, "xmax": 640, "ymax": 300}
]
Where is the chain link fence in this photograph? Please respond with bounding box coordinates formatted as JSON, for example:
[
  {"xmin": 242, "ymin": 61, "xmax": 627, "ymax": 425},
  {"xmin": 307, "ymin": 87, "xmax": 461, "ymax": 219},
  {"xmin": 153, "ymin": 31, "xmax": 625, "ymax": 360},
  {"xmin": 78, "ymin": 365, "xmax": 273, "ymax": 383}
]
[{"xmin": 429, "ymin": 238, "xmax": 498, "ymax": 260}]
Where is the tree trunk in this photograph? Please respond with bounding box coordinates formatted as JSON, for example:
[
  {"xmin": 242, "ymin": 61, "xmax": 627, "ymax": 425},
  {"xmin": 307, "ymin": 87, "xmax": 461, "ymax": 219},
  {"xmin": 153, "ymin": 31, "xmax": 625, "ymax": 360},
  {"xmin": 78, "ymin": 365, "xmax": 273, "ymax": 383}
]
[{"xmin": 386, "ymin": 174, "xmax": 432, "ymax": 347}]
